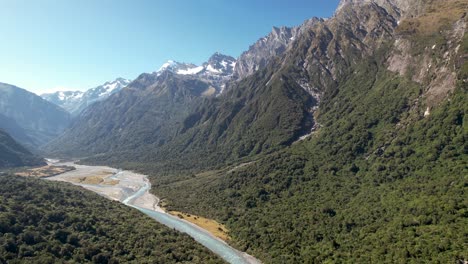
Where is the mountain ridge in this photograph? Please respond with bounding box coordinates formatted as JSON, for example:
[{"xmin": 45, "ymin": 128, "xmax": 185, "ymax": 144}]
[{"xmin": 41, "ymin": 78, "xmax": 131, "ymax": 116}]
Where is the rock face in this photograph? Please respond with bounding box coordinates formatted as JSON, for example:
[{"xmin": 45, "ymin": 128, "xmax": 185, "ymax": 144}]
[
  {"xmin": 232, "ymin": 18, "xmax": 325, "ymax": 81},
  {"xmin": 233, "ymin": 26, "xmax": 299, "ymax": 80},
  {"xmin": 41, "ymin": 78, "xmax": 131, "ymax": 116},
  {"xmin": 0, "ymin": 129, "xmax": 45, "ymax": 168},
  {"xmin": 0, "ymin": 83, "xmax": 71, "ymax": 148},
  {"xmin": 386, "ymin": 0, "xmax": 467, "ymax": 108}
]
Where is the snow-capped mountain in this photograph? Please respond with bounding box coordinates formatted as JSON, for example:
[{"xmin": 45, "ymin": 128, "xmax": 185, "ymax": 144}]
[
  {"xmin": 157, "ymin": 53, "xmax": 236, "ymax": 76},
  {"xmin": 155, "ymin": 53, "xmax": 236, "ymax": 95},
  {"xmin": 41, "ymin": 78, "xmax": 131, "ymax": 116},
  {"xmin": 41, "ymin": 91, "xmax": 84, "ymax": 113}
]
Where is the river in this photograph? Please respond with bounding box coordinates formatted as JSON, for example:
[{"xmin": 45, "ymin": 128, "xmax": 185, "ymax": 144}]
[{"xmin": 46, "ymin": 161, "xmax": 260, "ymax": 264}]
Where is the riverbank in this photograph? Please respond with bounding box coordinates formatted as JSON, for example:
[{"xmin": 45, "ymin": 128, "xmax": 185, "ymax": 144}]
[{"xmin": 167, "ymin": 210, "xmax": 230, "ymax": 241}]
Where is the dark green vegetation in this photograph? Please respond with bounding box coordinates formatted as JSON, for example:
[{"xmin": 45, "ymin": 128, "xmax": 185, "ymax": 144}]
[
  {"xmin": 150, "ymin": 3, "xmax": 468, "ymax": 261},
  {"xmin": 0, "ymin": 175, "xmax": 223, "ymax": 264},
  {"xmin": 154, "ymin": 55, "xmax": 467, "ymax": 263},
  {"xmin": 0, "ymin": 130, "xmax": 45, "ymax": 168}
]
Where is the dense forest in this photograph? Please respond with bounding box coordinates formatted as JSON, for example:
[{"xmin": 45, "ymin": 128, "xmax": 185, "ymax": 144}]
[
  {"xmin": 0, "ymin": 175, "xmax": 223, "ymax": 264},
  {"xmin": 147, "ymin": 42, "xmax": 468, "ymax": 262}
]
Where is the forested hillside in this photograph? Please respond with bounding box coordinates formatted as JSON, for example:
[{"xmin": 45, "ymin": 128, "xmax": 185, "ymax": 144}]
[
  {"xmin": 147, "ymin": 1, "xmax": 468, "ymax": 262},
  {"xmin": 0, "ymin": 130, "xmax": 45, "ymax": 168},
  {"xmin": 0, "ymin": 175, "xmax": 223, "ymax": 263},
  {"xmin": 154, "ymin": 54, "xmax": 467, "ymax": 262}
]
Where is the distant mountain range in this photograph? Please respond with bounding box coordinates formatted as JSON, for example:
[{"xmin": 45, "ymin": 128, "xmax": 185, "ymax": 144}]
[
  {"xmin": 0, "ymin": 82, "xmax": 71, "ymax": 149},
  {"xmin": 41, "ymin": 78, "xmax": 131, "ymax": 116}
]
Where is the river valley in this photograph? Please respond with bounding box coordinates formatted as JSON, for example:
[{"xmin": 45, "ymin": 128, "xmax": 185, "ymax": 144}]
[{"xmin": 46, "ymin": 161, "xmax": 260, "ymax": 264}]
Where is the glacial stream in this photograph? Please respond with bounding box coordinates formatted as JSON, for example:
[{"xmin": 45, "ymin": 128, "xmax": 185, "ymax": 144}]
[{"xmin": 46, "ymin": 162, "xmax": 260, "ymax": 264}]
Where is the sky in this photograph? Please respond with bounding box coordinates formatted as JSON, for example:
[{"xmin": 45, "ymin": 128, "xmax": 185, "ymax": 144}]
[{"xmin": 0, "ymin": 0, "xmax": 340, "ymax": 95}]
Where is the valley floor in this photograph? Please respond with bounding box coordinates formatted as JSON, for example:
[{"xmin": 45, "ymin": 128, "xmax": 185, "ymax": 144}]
[{"xmin": 45, "ymin": 161, "xmax": 260, "ymax": 264}]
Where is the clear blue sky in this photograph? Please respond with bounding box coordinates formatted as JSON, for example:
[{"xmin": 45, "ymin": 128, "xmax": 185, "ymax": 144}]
[{"xmin": 0, "ymin": 0, "xmax": 340, "ymax": 94}]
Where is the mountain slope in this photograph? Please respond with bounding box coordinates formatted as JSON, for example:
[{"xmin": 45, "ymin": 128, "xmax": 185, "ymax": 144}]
[
  {"xmin": 146, "ymin": 0, "xmax": 467, "ymax": 262},
  {"xmin": 156, "ymin": 60, "xmax": 467, "ymax": 263},
  {"xmin": 0, "ymin": 113, "xmax": 36, "ymax": 150},
  {"xmin": 0, "ymin": 129, "xmax": 45, "ymax": 168},
  {"xmin": 0, "ymin": 83, "xmax": 71, "ymax": 147},
  {"xmin": 41, "ymin": 78, "xmax": 131, "ymax": 116}
]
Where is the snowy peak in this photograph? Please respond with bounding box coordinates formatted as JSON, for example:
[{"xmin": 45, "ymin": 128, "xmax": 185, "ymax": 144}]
[
  {"xmin": 156, "ymin": 60, "xmax": 202, "ymax": 76},
  {"xmin": 158, "ymin": 60, "xmax": 198, "ymax": 74},
  {"xmin": 204, "ymin": 52, "xmax": 236, "ymax": 76},
  {"xmin": 153, "ymin": 53, "xmax": 237, "ymax": 96},
  {"xmin": 156, "ymin": 52, "xmax": 236, "ymax": 77},
  {"xmin": 92, "ymin": 77, "xmax": 131, "ymax": 97},
  {"xmin": 41, "ymin": 77, "xmax": 131, "ymax": 116},
  {"xmin": 42, "ymin": 90, "xmax": 84, "ymax": 104}
]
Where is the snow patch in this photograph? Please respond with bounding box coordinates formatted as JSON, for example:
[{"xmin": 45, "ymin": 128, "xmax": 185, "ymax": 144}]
[
  {"xmin": 177, "ymin": 66, "xmax": 204, "ymax": 75},
  {"xmin": 424, "ymin": 107, "xmax": 430, "ymax": 117},
  {"xmin": 158, "ymin": 60, "xmax": 176, "ymax": 72},
  {"xmin": 57, "ymin": 92, "xmax": 64, "ymax": 100},
  {"xmin": 206, "ymin": 64, "xmax": 221, "ymax": 73}
]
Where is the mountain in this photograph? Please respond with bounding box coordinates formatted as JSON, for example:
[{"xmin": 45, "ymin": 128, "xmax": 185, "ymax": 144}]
[
  {"xmin": 0, "ymin": 83, "xmax": 71, "ymax": 148},
  {"xmin": 150, "ymin": 0, "xmax": 467, "ymax": 262},
  {"xmin": 0, "ymin": 129, "xmax": 45, "ymax": 168},
  {"xmin": 40, "ymin": 90, "xmax": 84, "ymax": 114},
  {"xmin": 44, "ymin": 0, "xmax": 467, "ymax": 262},
  {"xmin": 41, "ymin": 78, "xmax": 131, "ymax": 116},
  {"xmin": 47, "ymin": 0, "xmax": 399, "ymax": 167},
  {"xmin": 44, "ymin": 53, "xmax": 237, "ymax": 157},
  {"xmin": 155, "ymin": 52, "xmax": 236, "ymax": 95},
  {"xmin": 232, "ymin": 18, "xmax": 328, "ymax": 81}
]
